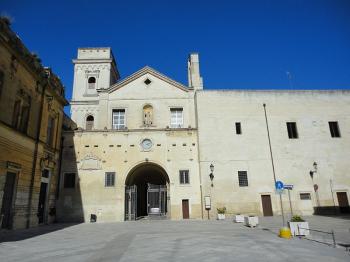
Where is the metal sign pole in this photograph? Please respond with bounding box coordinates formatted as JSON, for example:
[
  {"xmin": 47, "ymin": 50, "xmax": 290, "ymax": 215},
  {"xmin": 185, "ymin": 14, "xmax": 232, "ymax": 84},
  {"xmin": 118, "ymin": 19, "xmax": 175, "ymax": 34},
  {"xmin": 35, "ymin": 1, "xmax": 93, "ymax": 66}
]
[
  {"xmin": 287, "ymin": 189, "xmax": 293, "ymax": 217},
  {"xmin": 279, "ymin": 193, "xmax": 285, "ymax": 226}
]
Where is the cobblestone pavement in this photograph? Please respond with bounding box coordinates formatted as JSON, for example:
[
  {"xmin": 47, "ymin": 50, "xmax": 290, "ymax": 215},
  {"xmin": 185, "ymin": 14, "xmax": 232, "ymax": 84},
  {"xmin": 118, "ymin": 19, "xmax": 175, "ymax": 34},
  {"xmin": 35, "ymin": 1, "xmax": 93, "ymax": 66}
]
[{"xmin": 0, "ymin": 216, "xmax": 349, "ymax": 262}]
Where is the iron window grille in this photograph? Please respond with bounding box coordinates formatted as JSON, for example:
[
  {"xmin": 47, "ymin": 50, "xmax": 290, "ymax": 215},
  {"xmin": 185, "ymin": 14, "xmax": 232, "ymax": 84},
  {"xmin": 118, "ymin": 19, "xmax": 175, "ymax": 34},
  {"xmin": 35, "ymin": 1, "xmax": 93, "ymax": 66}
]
[
  {"xmin": 238, "ymin": 171, "xmax": 248, "ymax": 187},
  {"xmin": 300, "ymin": 193, "xmax": 311, "ymax": 200},
  {"xmin": 105, "ymin": 172, "xmax": 115, "ymax": 187}
]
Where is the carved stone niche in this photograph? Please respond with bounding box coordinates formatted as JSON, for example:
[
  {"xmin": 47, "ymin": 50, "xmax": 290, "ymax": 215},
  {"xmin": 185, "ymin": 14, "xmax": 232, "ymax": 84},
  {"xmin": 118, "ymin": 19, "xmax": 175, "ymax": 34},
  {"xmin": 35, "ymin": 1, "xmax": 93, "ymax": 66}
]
[{"xmin": 79, "ymin": 153, "xmax": 102, "ymax": 170}]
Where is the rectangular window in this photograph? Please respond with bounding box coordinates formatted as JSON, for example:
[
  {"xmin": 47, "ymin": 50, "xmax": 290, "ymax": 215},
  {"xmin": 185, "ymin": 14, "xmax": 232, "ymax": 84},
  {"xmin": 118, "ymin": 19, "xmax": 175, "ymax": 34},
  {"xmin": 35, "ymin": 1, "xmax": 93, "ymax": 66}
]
[
  {"xmin": 179, "ymin": 170, "xmax": 189, "ymax": 184},
  {"xmin": 286, "ymin": 122, "xmax": 298, "ymax": 139},
  {"xmin": 170, "ymin": 108, "xmax": 183, "ymax": 128},
  {"xmin": 238, "ymin": 171, "xmax": 248, "ymax": 187},
  {"xmin": 64, "ymin": 173, "xmax": 76, "ymax": 188},
  {"xmin": 47, "ymin": 116, "xmax": 55, "ymax": 146},
  {"xmin": 235, "ymin": 122, "xmax": 242, "ymax": 134},
  {"xmin": 19, "ymin": 104, "xmax": 30, "ymax": 133},
  {"xmin": 329, "ymin": 121, "xmax": 341, "ymax": 138},
  {"xmin": 300, "ymin": 193, "xmax": 311, "ymax": 200},
  {"xmin": 42, "ymin": 169, "xmax": 50, "ymax": 178},
  {"xmin": 12, "ymin": 100, "xmax": 21, "ymax": 128},
  {"xmin": 112, "ymin": 109, "xmax": 126, "ymax": 129},
  {"xmin": 105, "ymin": 172, "xmax": 115, "ymax": 187},
  {"xmin": 0, "ymin": 70, "xmax": 4, "ymax": 97}
]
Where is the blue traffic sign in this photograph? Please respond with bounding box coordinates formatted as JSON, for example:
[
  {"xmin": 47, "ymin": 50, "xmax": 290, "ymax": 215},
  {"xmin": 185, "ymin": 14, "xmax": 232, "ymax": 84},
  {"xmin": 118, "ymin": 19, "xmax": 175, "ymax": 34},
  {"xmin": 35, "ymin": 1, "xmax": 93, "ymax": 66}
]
[{"xmin": 275, "ymin": 181, "xmax": 284, "ymax": 190}]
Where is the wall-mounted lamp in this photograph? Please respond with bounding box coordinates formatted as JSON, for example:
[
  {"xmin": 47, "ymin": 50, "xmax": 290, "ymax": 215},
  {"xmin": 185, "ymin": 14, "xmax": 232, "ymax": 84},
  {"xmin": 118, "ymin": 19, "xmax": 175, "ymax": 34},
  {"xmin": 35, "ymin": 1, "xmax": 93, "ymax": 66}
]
[
  {"xmin": 209, "ymin": 163, "xmax": 214, "ymax": 187},
  {"xmin": 309, "ymin": 161, "xmax": 318, "ymax": 179}
]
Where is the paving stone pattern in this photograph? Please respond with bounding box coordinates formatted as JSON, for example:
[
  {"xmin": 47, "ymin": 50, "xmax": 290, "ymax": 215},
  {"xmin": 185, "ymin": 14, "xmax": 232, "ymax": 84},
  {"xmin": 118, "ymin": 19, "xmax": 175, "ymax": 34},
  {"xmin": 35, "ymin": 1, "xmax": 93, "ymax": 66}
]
[{"xmin": 0, "ymin": 216, "xmax": 349, "ymax": 262}]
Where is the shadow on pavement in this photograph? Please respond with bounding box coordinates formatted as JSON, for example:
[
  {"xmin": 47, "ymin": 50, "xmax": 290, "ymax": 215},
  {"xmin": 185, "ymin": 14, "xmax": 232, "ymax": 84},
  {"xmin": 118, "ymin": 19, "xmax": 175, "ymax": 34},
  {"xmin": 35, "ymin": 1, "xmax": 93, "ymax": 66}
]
[
  {"xmin": 314, "ymin": 214, "xmax": 350, "ymax": 220},
  {"xmin": 0, "ymin": 223, "xmax": 80, "ymax": 243}
]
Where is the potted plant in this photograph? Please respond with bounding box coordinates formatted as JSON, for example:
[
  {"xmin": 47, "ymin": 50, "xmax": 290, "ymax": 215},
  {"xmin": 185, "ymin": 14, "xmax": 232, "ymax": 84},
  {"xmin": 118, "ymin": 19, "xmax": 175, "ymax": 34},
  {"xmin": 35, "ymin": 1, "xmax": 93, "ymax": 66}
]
[
  {"xmin": 288, "ymin": 215, "xmax": 310, "ymax": 236},
  {"xmin": 244, "ymin": 215, "xmax": 259, "ymax": 227},
  {"xmin": 233, "ymin": 213, "xmax": 245, "ymax": 223},
  {"xmin": 217, "ymin": 207, "xmax": 226, "ymax": 220}
]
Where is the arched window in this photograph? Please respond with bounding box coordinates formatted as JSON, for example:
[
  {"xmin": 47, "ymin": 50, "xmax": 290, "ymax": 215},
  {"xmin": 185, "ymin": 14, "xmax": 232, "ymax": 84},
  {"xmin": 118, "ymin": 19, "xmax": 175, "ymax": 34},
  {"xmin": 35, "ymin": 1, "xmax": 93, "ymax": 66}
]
[
  {"xmin": 86, "ymin": 115, "xmax": 94, "ymax": 130},
  {"xmin": 88, "ymin": 77, "xmax": 96, "ymax": 89},
  {"xmin": 143, "ymin": 105, "xmax": 153, "ymax": 126}
]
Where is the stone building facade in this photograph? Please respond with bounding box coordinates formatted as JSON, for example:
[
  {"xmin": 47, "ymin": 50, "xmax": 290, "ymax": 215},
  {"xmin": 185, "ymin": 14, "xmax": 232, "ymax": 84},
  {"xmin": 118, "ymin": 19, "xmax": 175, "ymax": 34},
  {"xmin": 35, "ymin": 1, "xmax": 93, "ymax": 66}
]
[
  {"xmin": 58, "ymin": 47, "xmax": 350, "ymax": 222},
  {"xmin": 0, "ymin": 18, "xmax": 68, "ymax": 229}
]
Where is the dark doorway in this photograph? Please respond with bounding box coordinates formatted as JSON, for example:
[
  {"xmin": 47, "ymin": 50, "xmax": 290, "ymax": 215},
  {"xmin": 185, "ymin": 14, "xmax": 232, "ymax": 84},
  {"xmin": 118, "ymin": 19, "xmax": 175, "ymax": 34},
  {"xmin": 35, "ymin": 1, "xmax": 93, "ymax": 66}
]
[
  {"xmin": 125, "ymin": 163, "xmax": 169, "ymax": 220},
  {"xmin": 337, "ymin": 192, "xmax": 350, "ymax": 214},
  {"xmin": 37, "ymin": 182, "xmax": 48, "ymax": 224},
  {"xmin": 1, "ymin": 172, "xmax": 17, "ymax": 229},
  {"xmin": 261, "ymin": 195, "xmax": 273, "ymax": 216},
  {"xmin": 182, "ymin": 199, "xmax": 189, "ymax": 219}
]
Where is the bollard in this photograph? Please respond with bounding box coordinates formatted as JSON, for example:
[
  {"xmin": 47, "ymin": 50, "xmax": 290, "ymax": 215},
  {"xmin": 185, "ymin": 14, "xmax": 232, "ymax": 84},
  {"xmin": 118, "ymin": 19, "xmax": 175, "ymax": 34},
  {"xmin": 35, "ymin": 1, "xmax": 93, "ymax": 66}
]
[{"xmin": 279, "ymin": 227, "xmax": 292, "ymax": 239}]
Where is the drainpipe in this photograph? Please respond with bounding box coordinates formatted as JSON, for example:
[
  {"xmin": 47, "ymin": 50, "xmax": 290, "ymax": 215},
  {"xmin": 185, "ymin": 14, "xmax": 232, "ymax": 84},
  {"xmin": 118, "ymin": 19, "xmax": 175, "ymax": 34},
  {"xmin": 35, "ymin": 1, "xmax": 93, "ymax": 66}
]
[
  {"xmin": 56, "ymin": 136, "xmax": 64, "ymax": 200},
  {"xmin": 263, "ymin": 103, "xmax": 285, "ymax": 226},
  {"xmin": 26, "ymin": 81, "xmax": 46, "ymax": 228},
  {"xmin": 194, "ymin": 91, "xmax": 204, "ymax": 219}
]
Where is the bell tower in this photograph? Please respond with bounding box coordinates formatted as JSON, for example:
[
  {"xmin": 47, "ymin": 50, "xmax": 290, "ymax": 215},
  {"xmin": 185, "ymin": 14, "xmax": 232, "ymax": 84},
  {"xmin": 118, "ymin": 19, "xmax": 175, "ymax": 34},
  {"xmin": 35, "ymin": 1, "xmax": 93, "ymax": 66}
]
[{"xmin": 70, "ymin": 47, "xmax": 120, "ymax": 128}]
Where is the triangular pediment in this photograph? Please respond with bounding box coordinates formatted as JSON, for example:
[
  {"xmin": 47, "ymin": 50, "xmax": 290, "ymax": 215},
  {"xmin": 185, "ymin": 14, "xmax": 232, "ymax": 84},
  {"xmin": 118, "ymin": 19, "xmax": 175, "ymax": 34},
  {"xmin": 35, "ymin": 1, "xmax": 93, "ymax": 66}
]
[{"xmin": 104, "ymin": 66, "xmax": 191, "ymax": 93}]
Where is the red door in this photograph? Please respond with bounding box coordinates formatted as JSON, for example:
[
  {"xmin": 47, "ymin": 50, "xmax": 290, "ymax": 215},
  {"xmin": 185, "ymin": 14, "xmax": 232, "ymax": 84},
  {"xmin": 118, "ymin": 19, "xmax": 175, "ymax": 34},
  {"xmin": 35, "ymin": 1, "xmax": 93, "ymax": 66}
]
[
  {"xmin": 337, "ymin": 192, "xmax": 350, "ymax": 213},
  {"xmin": 261, "ymin": 195, "xmax": 273, "ymax": 216},
  {"xmin": 182, "ymin": 199, "xmax": 189, "ymax": 219}
]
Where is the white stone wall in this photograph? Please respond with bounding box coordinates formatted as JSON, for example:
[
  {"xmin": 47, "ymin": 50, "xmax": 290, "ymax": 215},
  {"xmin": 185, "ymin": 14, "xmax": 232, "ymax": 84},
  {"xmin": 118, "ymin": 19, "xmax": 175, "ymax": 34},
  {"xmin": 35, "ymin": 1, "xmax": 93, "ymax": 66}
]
[{"xmin": 196, "ymin": 90, "xmax": 350, "ymax": 217}]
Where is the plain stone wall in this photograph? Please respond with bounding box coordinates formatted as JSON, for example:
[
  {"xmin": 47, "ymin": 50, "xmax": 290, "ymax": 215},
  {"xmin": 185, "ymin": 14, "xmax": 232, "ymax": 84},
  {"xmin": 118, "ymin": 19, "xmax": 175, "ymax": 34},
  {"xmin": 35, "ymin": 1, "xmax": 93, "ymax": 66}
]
[{"xmin": 196, "ymin": 90, "xmax": 350, "ymax": 217}]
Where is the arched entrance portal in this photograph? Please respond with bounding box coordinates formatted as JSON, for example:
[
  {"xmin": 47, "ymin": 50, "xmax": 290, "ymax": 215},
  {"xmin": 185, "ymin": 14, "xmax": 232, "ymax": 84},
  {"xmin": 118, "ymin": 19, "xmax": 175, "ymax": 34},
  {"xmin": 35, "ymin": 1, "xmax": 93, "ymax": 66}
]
[{"xmin": 125, "ymin": 163, "xmax": 169, "ymax": 220}]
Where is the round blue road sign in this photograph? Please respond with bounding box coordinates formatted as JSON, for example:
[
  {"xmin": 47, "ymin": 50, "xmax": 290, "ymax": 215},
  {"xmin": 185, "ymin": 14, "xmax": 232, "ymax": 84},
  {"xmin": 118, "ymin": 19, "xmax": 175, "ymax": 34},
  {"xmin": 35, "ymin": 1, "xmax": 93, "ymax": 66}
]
[{"xmin": 275, "ymin": 181, "xmax": 284, "ymax": 190}]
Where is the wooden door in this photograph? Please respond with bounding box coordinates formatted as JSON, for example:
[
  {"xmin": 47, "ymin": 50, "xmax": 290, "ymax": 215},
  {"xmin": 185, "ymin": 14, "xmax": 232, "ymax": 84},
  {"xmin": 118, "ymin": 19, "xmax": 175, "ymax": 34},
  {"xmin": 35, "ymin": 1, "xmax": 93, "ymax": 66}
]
[
  {"xmin": 37, "ymin": 182, "xmax": 48, "ymax": 224},
  {"xmin": 261, "ymin": 195, "xmax": 273, "ymax": 216},
  {"xmin": 1, "ymin": 172, "xmax": 17, "ymax": 229},
  {"xmin": 337, "ymin": 192, "xmax": 350, "ymax": 213},
  {"xmin": 182, "ymin": 199, "xmax": 189, "ymax": 219}
]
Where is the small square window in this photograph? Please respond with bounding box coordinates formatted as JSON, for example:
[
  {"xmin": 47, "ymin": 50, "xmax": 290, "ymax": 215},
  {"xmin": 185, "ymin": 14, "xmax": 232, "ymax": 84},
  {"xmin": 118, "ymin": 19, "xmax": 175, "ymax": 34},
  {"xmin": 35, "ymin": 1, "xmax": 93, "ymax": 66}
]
[
  {"xmin": 238, "ymin": 171, "xmax": 248, "ymax": 187},
  {"xmin": 235, "ymin": 122, "xmax": 242, "ymax": 135},
  {"xmin": 286, "ymin": 122, "xmax": 298, "ymax": 139},
  {"xmin": 42, "ymin": 169, "xmax": 50, "ymax": 178},
  {"xmin": 300, "ymin": 193, "xmax": 311, "ymax": 200},
  {"xmin": 179, "ymin": 170, "xmax": 189, "ymax": 184},
  {"xmin": 144, "ymin": 78, "xmax": 152, "ymax": 85},
  {"xmin": 64, "ymin": 173, "xmax": 76, "ymax": 188},
  {"xmin": 105, "ymin": 172, "xmax": 115, "ymax": 187},
  {"xmin": 329, "ymin": 121, "xmax": 341, "ymax": 138}
]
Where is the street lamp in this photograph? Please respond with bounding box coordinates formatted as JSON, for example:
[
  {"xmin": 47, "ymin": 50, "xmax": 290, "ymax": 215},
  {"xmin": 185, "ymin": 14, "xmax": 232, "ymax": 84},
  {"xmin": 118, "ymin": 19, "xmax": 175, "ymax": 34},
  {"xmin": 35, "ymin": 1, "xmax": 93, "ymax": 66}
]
[{"xmin": 209, "ymin": 164, "xmax": 214, "ymax": 187}]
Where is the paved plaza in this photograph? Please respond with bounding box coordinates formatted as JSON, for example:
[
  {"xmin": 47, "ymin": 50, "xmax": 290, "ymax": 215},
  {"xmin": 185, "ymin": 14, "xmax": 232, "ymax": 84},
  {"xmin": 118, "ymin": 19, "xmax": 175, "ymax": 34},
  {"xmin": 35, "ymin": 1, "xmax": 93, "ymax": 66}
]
[{"xmin": 0, "ymin": 216, "xmax": 349, "ymax": 262}]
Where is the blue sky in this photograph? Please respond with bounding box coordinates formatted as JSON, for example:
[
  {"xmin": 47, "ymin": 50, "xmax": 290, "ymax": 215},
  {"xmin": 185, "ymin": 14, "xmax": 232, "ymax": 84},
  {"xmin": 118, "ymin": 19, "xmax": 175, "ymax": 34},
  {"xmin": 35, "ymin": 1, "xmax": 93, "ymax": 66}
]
[{"xmin": 2, "ymin": 0, "xmax": 350, "ymax": 113}]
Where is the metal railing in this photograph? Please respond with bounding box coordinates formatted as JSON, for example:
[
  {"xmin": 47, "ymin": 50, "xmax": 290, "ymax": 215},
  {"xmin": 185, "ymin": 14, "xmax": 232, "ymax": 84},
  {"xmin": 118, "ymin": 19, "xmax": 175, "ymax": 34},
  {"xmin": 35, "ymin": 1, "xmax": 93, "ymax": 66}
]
[{"xmin": 297, "ymin": 225, "xmax": 336, "ymax": 247}]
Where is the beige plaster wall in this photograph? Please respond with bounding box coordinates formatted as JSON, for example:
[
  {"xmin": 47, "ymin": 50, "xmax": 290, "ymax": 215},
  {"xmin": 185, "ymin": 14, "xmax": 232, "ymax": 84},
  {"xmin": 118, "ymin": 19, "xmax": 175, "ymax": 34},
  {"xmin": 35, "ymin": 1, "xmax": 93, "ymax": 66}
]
[{"xmin": 196, "ymin": 90, "xmax": 350, "ymax": 218}]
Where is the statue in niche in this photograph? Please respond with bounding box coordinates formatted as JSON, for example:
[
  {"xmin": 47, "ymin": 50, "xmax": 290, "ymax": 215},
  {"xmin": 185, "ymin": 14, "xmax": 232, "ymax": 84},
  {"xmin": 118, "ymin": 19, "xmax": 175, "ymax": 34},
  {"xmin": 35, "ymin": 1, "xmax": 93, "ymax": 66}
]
[{"xmin": 143, "ymin": 105, "xmax": 153, "ymax": 126}]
